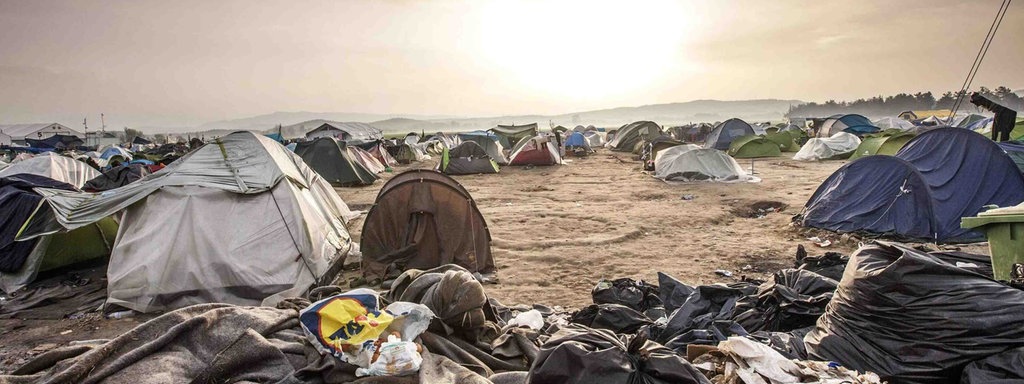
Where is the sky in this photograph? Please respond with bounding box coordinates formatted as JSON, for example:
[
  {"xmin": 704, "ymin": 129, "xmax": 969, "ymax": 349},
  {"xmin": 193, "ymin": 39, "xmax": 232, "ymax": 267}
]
[{"xmin": 0, "ymin": 0, "xmax": 1022, "ymax": 131}]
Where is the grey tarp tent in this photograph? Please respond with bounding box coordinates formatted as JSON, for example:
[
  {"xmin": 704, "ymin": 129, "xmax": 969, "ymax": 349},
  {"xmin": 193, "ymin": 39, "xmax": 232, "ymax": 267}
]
[
  {"xmin": 293, "ymin": 138, "xmax": 378, "ymax": 187},
  {"xmin": 0, "ymin": 153, "xmax": 100, "ymax": 188},
  {"xmin": 20, "ymin": 131, "xmax": 357, "ymax": 313},
  {"xmin": 438, "ymin": 141, "xmax": 499, "ymax": 175},
  {"xmin": 361, "ymin": 169, "xmax": 495, "ymax": 283}
]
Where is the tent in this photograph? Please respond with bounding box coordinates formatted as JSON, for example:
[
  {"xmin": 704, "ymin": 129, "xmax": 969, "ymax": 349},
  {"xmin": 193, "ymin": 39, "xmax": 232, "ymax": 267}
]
[
  {"xmin": 918, "ymin": 116, "xmax": 946, "ymax": 126},
  {"xmin": 100, "ymin": 146, "xmax": 133, "ymax": 161},
  {"xmin": 348, "ymin": 146, "xmax": 387, "ymax": 174},
  {"xmin": 0, "ymin": 153, "xmax": 100, "ymax": 188},
  {"xmin": 0, "ymin": 174, "xmax": 118, "ymax": 293},
  {"xmin": 653, "ymin": 145, "xmax": 758, "ymax": 183},
  {"xmin": 873, "ymin": 117, "xmax": 915, "ymax": 130},
  {"xmin": 25, "ymin": 134, "xmax": 84, "ymax": 150},
  {"xmin": 404, "ymin": 133, "xmax": 421, "ymax": 145},
  {"xmin": 393, "ymin": 143, "xmax": 429, "ymax": 164},
  {"xmin": 508, "ymin": 135, "xmax": 562, "ymax": 166},
  {"xmin": 583, "ymin": 131, "xmax": 604, "ymax": 148},
  {"xmin": 563, "ymin": 131, "xmax": 593, "ymax": 156},
  {"xmin": 438, "ymin": 141, "xmax": 500, "ymax": 175},
  {"xmin": 642, "ymin": 136, "xmax": 686, "ymax": 164},
  {"xmin": 704, "ymin": 118, "xmax": 755, "ymax": 150},
  {"xmin": 360, "ymin": 169, "xmax": 495, "ymax": 283},
  {"xmin": 848, "ymin": 131, "xmax": 916, "ymax": 160},
  {"xmin": 489, "ymin": 123, "xmax": 538, "ymax": 149},
  {"xmin": 727, "ymin": 135, "xmax": 782, "ymax": 158},
  {"xmin": 458, "ymin": 131, "xmax": 509, "ymax": 164},
  {"xmin": 359, "ymin": 141, "xmax": 399, "ymax": 168},
  {"xmin": 606, "ymin": 121, "xmax": 662, "ymax": 152},
  {"xmin": 793, "ymin": 132, "xmax": 861, "ymax": 161},
  {"xmin": 764, "ymin": 131, "xmax": 800, "ymax": 152},
  {"xmin": 82, "ymin": 164, "xmax": 151, "ymax": 192},
  {"xmin": 802, "ymin": 128, "xmax": 1024, "ymax": 242},
  {"xmin": 817, "ymin": 114, "xmax": 877, "ymax": 137},
  {"xmin": 20, "ymin": 131, "xmax": 357, "ymax": 312},
  {"xmin": 998, "ymin": 141, "xmax": 1024, "ymax": 174},
  {"xmin": 294, "ymin": 138, "xmax": 378, "ymax": 187},
  {"xmin": 954, "ymin": 114, "xmax": 988, "ymax": 128}
]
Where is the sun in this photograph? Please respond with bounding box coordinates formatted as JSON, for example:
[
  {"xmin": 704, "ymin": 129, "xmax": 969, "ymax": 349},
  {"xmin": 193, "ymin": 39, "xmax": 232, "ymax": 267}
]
[{"xmin": 475, "ymin": 0, "xmax": 694, "ymax": 103}]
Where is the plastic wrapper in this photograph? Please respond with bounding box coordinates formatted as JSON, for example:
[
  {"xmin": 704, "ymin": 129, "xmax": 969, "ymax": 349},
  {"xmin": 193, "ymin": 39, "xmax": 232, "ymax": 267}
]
[{"xmin": 355, "ymin": 335, "xmax": 424, "ymax": 377}]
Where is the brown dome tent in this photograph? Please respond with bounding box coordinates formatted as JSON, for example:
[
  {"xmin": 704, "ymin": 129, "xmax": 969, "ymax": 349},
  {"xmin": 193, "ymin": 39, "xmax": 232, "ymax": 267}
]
[{"xmin": 360, "ymin": 169, "xmax": 495, "ymax": 283}]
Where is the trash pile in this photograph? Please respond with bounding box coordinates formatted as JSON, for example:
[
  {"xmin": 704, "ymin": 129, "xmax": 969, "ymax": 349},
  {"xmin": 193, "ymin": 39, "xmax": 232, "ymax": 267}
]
[{"xmin": 5, "ymin": 242, "xmax": 1024, "ymax": 383}]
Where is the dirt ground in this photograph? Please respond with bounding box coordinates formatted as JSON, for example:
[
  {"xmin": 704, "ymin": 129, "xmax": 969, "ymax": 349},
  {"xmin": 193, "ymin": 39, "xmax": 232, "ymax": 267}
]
[{"xmin": 0, "ymin": 150, "xmax": 991, "ymax": 372}]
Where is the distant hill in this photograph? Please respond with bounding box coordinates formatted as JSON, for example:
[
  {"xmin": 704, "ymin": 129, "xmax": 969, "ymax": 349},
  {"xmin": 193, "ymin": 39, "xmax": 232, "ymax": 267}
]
[
  {"xmin": 178, "ymin": 99, "xmax": 803, "ymax": 137},
  {"xmin": 195, "ymin": 111, "xmax": 458, "ymax": 133}
]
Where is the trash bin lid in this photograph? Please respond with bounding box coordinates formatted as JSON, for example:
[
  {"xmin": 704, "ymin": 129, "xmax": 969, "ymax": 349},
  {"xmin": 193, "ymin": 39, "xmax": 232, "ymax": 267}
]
[{"xmin": 963, "ymin": 203, "xmax": 1024, "ymax": 229}]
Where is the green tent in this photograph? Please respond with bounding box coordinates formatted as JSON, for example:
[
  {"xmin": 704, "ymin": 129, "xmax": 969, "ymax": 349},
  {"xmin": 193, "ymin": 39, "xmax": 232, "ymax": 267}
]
[
  {"xmin": 727, "ymin": 135, "xmax": 782, "ymax": 158},
  {"xmin": 293, "ymin": 138, "xmax": 378, "ymax": 186},
  {"xmin": 37, "ymin": 218, "xmax": 118, "ymax": 271},
  {"xmin": 848, "ymin": 131, "xmax": 916, "ymax": 160},
  {"xmin": 765, "ymin": 131, "xmax": 801, "ymax": 152}
]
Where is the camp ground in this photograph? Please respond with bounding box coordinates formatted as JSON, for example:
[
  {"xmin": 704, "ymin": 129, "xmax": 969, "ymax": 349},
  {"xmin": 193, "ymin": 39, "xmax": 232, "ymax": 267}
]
[{"xmin": 5, "ymin": 1, "xmax": 1024, "ymax": 382}]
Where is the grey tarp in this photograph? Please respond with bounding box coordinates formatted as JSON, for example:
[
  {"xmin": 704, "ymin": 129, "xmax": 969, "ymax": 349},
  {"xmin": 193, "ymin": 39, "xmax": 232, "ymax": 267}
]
[
  {"xmin": 654, "ymin": 146, "xmax": 758, "ymax": 183},
  {"xmin": 19, "ymin": 132, "xmax": 357, "ymax": 313},
  {"xmin": 0, "ymin": 154, "xmax": 99, "ymax": 189},
  {"xmin": 489, "ymin": 124, "xmax": 538, "ymax": 149}
]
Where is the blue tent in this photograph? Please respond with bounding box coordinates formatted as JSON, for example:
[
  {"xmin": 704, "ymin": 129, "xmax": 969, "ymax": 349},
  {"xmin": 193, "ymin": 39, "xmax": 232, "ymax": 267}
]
[
  {"xmin": 264, "ymin": 133, "xmax": 284, "ymax": 142},
  {"xmin": 564, "ymin": 132, "xmax": 587, "ymax": 148},
  {"xmin": 704, "ymin": 118, "xmax": 755, "ymax": 150},
  {"xmin": 802, "ymin": 156, "xmax": 937, "ymax": 240},
  {"xmin": 803, "ymin": 128, "xmax": 1024, "ymax": 242},
  {"xmin": 818, "ymin": 114, "xmax": 874, "ymax": 137},
  {"xmin": 998, "ymin": 141, "xmax": 1024, "ymax": 174},
  {"xmin": 842, "ymin": 124, "xmax": 881, "ymax": 136}
]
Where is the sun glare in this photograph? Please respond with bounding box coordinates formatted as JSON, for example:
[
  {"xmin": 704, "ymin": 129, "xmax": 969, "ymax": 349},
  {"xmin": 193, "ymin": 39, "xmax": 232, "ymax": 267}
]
[{"xmin": 476, "ymin": 0, "xmax": 692, "ymax": 103}]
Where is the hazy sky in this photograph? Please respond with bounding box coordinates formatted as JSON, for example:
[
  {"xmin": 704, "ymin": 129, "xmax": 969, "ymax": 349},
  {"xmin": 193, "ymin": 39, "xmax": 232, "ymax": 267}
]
[{"xmin": 1, "ymin": 0, "xmax": 1022, "ymax": 129}]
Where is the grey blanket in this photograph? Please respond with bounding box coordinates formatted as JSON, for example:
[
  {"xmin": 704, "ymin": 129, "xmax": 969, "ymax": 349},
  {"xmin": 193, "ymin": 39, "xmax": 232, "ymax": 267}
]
[{"xmin": 0, "ymin": 303, "xmax": 507, "ymax": 384}]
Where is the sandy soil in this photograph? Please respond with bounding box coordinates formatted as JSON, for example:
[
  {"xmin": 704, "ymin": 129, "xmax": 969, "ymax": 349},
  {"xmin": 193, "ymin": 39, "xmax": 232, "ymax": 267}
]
[{"xmin": 0, "ymin": 150, "xmax": 991, "ymax": 371}]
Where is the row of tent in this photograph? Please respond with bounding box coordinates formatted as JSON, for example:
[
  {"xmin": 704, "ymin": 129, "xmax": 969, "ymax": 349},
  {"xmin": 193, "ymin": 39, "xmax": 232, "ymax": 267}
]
[{"xmin": 1, "ymin": 131, "xmax": 500, "ymax": 314}]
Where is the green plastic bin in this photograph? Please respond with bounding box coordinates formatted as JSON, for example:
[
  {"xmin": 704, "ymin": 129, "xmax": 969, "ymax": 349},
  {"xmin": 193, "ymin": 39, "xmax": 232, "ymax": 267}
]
[{"xmin": 962, "ymin": 203, "xmax": 1024, "ymax": 281}]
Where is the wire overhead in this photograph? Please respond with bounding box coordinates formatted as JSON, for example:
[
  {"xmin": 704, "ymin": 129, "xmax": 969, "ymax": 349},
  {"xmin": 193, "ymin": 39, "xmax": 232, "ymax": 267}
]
[{"xmin": 950, "ymin": 0, "xmax": 1012, "ymax": 118}]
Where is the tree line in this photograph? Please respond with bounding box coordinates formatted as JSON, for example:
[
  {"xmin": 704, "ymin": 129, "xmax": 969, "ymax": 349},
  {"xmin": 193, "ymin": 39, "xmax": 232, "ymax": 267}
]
[{"xmin": 787, "ymin": 86, "xmax": 1023, "ymax": 118}]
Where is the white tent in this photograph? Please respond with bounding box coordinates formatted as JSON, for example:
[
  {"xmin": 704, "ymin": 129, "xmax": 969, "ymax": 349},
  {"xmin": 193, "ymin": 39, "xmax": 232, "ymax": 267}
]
[
  {"xmin": 873, "ymin": 117, "xmax": 914, "ymax": 130},
  {"xmin": 793, "ymin": 132, "xmax": 861, "ymax": 161},
  {"xmin": 0, "ymin": 153, "xmax": 99, "ymax": 188},
  {"xmin": 23, "ymin": 132, "xmax": 358, "ymax": 313},
  {"xmin": 654, "ymin": 146, "xmax": 759, "ymax": 183}
]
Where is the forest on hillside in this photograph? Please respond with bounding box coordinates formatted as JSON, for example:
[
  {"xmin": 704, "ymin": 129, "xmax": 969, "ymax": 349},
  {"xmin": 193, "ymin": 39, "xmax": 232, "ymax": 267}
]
[{"xmin": 787, "ymin": 86, "xmax": 1023, "ymax": 117}]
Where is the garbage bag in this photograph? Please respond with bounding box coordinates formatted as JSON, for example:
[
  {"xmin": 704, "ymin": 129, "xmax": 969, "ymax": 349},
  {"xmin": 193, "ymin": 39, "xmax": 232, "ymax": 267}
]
[
  {"xmin": 592, "ymin": 277, "xmax": 663, "ymax": 316},
  {"xmin": 657, "ymin": 272, "xmax": 695, "ymax": 314},
  {"xmin": 749, "ymin": 326, "xmax": 813, "ymax": 360},
  {"xmin": 527, "ymin": 324, "xmax": 710, "ymax": 384},
  {"xmin": 960, "ymin": 346, "xmax": 1024, "ymax": 384},
  {"xmin": 656, "ymin": 281, "xmax": 757, "ymax": 351},
  {"xmin": 806, "ymin": 242, "xmax": 1024, "ymax": 383},
  {"xmin": 731, "ymin": 269, "xmax": 838, "ymax": 333},
  {"xmin": 795, "ymin": 251, "xmax": 848, "ymax": 281},
  {"xmin": 570, "ymin": 304, "xmax": 653, "ymax": 334}
]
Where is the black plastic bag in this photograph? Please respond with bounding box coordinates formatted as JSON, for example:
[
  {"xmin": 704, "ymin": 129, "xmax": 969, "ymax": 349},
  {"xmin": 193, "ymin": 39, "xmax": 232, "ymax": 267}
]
[
  {"xmin": 655, "ymin": 281, "xmax": 756, "ymax": 350},
  {"xmin": 657, "ymin": 272, "xmax": 695, "ymax": 314},
  {"xmin": 749, "ymin": 326, "xmax": 814, "ymax": 360},
  {"xmin": 806, "ymin": 242, "xmax": 1024, "ymax": 384},
  {"xmin": 527, "ymin": 324, "xmax": 710, "ymax": 384},
  {"xmin": 732, "ymin": 268, "xmax": 838, "ymax": 333},
  {"xmin": 961, "ymin": 346, "xmax": 1024, "ymax": 384},
  {"xmin": 570, "ymin": 304, "xmax": 653, "ymax": 335},
  {"xmin": 795, "ymin": 251, "xmax": 849, "ymax": 281},
  {"xmin": 592, "ymin": 278, "xmax": 663, "ymax": 315}
]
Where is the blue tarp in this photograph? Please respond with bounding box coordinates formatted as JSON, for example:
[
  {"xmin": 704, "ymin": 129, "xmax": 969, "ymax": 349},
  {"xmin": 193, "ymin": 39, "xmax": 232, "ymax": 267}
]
[
  {"xmin": 100, "ymin": 146, "xmax": 132, "ymax": 160},
  {"xmin": 967, "ymin": 117, "xmax": 994, "ymax": 131},
  {"xmin": 842, "ymin": 124, "xmax": 881, "ymax": 136},
  {"xmin": 564, "ymin": 132, "xmax": 587, "ymax": 147},
  {"xmin": 264, "ymin": 133, "xmax": 284, "ymax": 142},
  {"xmin": 803, "ymin": 128, "xmax": 1024, "ymax": 242},
  {"xmin": 997, "ymin": 141, "xmax": 1024, "ymax": 174}
]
